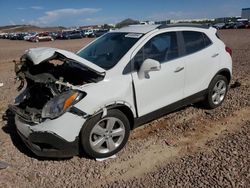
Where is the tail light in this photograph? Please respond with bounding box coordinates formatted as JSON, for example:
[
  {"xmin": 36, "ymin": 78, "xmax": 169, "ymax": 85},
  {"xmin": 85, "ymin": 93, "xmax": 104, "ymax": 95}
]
[{"xmin": 225, "ymin": 46, "xmax": 232, "ymax": 57}]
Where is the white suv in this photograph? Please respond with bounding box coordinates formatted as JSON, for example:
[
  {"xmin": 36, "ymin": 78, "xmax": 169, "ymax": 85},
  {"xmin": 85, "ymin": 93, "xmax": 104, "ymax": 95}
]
[{"xmin": 10, "ymin": 24, "xmax": 232, "ymax": 158}]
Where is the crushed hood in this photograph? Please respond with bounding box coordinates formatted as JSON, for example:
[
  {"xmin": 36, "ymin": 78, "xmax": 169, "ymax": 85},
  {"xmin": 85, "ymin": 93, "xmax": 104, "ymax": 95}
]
[{"xmin": 25, "ymin": 47, "xmax": 105, "ymax": 74}]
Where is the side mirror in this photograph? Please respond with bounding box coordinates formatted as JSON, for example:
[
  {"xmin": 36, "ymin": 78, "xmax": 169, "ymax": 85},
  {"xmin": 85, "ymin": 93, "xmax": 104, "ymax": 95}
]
[{"xmin": 138, "ymin": 58, "xmax": 161, "ymax": 79}]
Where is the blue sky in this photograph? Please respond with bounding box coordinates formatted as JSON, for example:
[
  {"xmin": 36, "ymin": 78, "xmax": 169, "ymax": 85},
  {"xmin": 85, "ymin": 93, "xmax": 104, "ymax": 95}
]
[{"xmin": 0, "ymin": 0, "xmax": 249, "ymax": 27}]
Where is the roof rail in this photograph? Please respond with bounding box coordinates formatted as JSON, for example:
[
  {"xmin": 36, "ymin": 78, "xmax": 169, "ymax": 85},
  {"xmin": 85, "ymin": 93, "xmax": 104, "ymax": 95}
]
[{"xmin": 158, "ymin": 23, "xmax": 211, "ymax": 29}]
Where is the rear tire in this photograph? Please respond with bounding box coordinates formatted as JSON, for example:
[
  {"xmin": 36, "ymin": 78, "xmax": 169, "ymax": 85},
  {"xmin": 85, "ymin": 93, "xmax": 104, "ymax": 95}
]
[
  {"xmin": 203, "ymin": 75, "xmax": 229, "ymax": 109},
  {"xmin": 80, "ymin": 109, "xmax": 130, "ymax": 158}
]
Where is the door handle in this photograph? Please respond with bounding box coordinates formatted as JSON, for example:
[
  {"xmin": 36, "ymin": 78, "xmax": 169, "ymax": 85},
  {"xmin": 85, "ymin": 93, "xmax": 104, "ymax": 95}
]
[
  {"xmin": 212, "ymin": 53, "xmax": 219, "ymax": 58},
  {"xmin": 174, "ymin": 67, "xmax": 184, "ymax": 73}
]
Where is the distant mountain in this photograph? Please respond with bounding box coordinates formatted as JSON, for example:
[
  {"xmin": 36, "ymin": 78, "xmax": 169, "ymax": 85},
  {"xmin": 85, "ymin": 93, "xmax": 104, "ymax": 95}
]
[
  {"xmin": 0, "ymin": 25, "xmax": 66, "ymax": 33},
  {"xmin": 0, "ymin": 19, "xmax": 141, "ymax": 33},
  {"xmin": 116, "ymin": 18, "xmax": 140, "ymax": 28}
]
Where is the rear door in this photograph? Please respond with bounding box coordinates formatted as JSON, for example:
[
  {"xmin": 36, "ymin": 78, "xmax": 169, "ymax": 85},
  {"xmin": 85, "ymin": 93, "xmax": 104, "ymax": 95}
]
[{"xmin": 180, "ymin": 31, "xmax": 219, "ymax": 98}]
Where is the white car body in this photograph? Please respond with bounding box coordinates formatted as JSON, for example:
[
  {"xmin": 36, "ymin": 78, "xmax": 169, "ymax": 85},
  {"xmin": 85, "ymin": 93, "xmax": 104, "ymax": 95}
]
[{"xmin": 11, "ymin": 24, "xmax": 232, "ymax": 158}]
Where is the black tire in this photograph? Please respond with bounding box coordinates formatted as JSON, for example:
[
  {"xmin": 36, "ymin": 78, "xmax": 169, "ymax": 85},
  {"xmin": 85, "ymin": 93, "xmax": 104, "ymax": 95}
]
[
  {"xmin": 203, "ymin": 75, "xmax": 229, "ymax": 109},
  {"xmin": 80, "ymin": 109, "xmax": 130, "ymax": 158}
]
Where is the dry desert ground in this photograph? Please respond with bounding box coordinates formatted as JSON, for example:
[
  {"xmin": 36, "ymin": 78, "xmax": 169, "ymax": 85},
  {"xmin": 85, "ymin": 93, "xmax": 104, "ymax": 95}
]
[{"xmin": 0, "ymin": 29, "xmax": 249, "ymax": 187}]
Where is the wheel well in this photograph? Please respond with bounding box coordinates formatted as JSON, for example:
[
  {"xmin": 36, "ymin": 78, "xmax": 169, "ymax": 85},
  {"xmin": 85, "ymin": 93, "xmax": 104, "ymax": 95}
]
[
  {"xmin": 110, "ymin": 105, "xmax": 135, "ymax": 130},
  {"xmin": 217, "ymin": 69, "xmax": 231, "ymax": 83}
]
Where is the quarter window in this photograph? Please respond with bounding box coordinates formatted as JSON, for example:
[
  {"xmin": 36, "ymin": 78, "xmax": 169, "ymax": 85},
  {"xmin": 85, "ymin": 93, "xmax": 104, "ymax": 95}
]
[
  {"xmin": 203, "ymin": 33, "xmax": 212, "ymax": 46},
  {"xmin": 183, "ymin": 31, "xmax": 212, "ymax": 55}
]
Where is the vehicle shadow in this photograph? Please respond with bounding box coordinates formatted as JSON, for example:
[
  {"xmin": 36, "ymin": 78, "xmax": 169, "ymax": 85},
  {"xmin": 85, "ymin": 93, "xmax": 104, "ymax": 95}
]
[
  {"xmin": 1, "ymin": 108, "xmax": 91, "ymax": 161},
  {"xmin": 2, "ymin": 109, "xmax": 36, "ymax": 158}
]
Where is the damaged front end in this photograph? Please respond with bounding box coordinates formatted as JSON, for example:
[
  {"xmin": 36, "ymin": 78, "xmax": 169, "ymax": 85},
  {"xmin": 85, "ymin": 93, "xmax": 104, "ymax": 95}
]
[{"xmin": 10, "ymin": 47, "xmax": 105, "ymax": 124}]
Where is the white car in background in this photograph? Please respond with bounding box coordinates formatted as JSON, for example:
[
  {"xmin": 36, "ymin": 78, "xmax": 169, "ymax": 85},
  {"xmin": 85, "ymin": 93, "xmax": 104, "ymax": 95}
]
[
  {"xmin": 0, "ymin": 33, "xmax": 8, "ymax": 39},
  {"xmin": 30, "ymin": 32, "xmax": 54, "ymax": 42},
  {"xmin": 23, "ymin": 33, "xmax": 37, "ymax": 41},
  {"xmin": 10, "ymin": 24, "xmax": 232, "ymax": 158},
  {"xmin": 84, "ymin": 29, "xmax": 94, "ymax": 37}
]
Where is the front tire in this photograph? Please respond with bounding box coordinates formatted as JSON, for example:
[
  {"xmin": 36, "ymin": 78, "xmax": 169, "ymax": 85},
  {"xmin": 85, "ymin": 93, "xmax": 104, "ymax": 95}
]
[
  {"xmin": 203, "ymin": 75, "xmax": 229, "ymax": 109},
  {"xmin": 81, "ymin": 109, "xmax": 130, "ymax": 158}
]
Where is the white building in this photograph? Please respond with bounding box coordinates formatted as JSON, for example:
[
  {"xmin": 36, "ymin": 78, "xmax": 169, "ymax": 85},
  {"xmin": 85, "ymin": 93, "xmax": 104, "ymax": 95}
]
[{"xmin": 242, "ymin": 8, "xmax": 250, "ymax": 20}]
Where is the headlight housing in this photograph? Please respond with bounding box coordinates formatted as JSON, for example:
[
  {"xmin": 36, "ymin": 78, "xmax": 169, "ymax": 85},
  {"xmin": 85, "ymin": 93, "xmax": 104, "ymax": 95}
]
[{"xmin": 42, "ymin": 90, "xmax": 85, "ymax": 119}]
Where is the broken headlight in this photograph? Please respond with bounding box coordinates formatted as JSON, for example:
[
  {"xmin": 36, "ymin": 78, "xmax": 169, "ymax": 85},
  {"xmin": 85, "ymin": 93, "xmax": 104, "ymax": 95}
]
[{"xmin": 42, "ymin": 90, "xmax": 84, "ymax": 119}]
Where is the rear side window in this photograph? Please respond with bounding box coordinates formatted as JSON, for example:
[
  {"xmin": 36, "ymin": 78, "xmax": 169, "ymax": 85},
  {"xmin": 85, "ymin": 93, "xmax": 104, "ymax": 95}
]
[
  {"xmin": 183, "ymin": 31, "xmax": 212, "ymax": 55},
  {"xmin": 203, "ymin": 33, "xmax": 212, "ymax": 46}
]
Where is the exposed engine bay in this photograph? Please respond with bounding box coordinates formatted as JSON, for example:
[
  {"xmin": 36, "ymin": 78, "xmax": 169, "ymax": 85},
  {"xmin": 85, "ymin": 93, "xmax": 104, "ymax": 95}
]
[{"xmin": 10, "ymin": 48, "xmax": 104, "ymax": 123}]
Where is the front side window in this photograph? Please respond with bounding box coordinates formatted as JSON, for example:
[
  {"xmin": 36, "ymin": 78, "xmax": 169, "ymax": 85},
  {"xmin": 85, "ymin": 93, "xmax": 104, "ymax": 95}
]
[
  {"xmin": 132, "ymin": 32, "xmax": 179, "ymax": 70},
  {"xmin": 183, "ymin": 31, "xmax": 212, "ymax": 55},
  {"xmin": 77, "ymin": 32, "xmax": 142, "ymax": 70}
]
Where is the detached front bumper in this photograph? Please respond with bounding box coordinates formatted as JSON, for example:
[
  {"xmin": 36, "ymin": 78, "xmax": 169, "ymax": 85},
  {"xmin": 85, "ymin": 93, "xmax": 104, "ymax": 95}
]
[
  {"xmin": 17, "ymin": 127, "xmax": 79, "ymax": 158},
  {"xmin": 14, "ymin": 111, "xmax": 86, "ymax": 158}
]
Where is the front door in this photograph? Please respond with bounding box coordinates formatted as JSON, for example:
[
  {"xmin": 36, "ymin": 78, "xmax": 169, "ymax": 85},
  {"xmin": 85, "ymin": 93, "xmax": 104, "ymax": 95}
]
[{"xmin": 131, "ymin": 32, "xmax": 185, "ymax": 117}]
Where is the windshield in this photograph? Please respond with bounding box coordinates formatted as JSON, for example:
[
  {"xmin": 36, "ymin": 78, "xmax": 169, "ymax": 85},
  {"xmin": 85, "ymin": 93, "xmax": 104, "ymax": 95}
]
[{"xmin": 77, "ymin": 32, "xmax": 142, "ymax": 70}]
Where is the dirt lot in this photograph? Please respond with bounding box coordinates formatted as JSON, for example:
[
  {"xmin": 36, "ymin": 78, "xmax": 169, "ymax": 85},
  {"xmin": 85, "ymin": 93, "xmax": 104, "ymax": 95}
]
[
  {"xmin": 0, "ymin": 30, "xmax": 249, "ymax": 187},
  {"xmin": 0, "ymin": 38, "xmax": 94, "ymax": 63}
]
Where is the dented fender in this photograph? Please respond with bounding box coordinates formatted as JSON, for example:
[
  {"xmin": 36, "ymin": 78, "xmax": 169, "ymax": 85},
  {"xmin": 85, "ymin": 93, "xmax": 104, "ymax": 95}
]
[{"xmin": 74, "ymin": 75, "xmax": 137, "ymax": 118}]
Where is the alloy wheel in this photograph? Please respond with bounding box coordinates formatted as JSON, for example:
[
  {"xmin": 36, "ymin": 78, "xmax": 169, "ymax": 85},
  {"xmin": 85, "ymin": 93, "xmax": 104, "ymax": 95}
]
[
  {"xmin": 89, "ymin": 117, "xmax": 126, "ymax": 154},
  {"xmin": 212, "ymin": 80, "xmax": 227, "ymax": 105}
]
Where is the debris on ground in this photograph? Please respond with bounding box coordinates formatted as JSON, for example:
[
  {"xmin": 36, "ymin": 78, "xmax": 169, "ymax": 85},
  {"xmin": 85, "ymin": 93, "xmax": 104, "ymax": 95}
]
[
  {"xmin": 163, "ymin": 139, "xmax": 176, "ymax": 147},
  {"xmin": 0, "ymin": 161, "xmax": 10, "ymax": 170},
  {"xmin": 96, "ymin": 155, "xmax": 117, "ymax": 162},
  {"xmin": 230, "ymin": 80, "xmax": 241, "ymax": 89}
]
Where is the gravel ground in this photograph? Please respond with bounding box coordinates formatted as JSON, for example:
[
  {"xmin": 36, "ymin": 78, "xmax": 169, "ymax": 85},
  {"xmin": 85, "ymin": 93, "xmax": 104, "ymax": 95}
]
[
  {"xmin": 0, "ymin": 29, "xmax": 249, "ymax": 187},
  {"xmin": 105, "ymin": 122, "xmax": 250, "ymax": 188}
]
